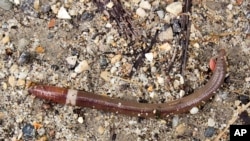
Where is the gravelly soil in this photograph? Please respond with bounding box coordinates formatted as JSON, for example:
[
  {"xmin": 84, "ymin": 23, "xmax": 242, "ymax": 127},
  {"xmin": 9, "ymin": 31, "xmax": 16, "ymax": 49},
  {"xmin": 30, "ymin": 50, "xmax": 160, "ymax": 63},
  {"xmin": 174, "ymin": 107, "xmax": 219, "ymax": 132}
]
[{"xmin": 0, "ymin": 0, "xmax": 249, "ymax": 141}]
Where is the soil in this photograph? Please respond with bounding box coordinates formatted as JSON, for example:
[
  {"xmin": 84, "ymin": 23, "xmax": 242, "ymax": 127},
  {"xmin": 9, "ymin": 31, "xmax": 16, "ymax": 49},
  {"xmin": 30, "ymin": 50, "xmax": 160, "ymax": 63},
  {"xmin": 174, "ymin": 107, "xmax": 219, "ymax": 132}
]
[{"xmin": 0, "ymin": 0, "xmax": 249, "ymax": 141}]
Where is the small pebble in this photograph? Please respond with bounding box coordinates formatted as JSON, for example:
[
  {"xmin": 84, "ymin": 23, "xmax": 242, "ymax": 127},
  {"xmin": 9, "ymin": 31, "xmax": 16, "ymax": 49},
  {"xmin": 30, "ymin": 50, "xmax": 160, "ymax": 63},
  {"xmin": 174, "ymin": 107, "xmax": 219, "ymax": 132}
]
[
  {"xmin": 145, "ymin": 53, "xmax": 153, "ymax": 62},
  {"xmin": 37, "ymin": 128, "xmax": 46, "ymax": 136},
  {"xmin": 156, "ymin": 10, "xmax": 164, "ymax": 19},
  {"xmin": 18, "ymin": 52, "xmax": 32, "ymax": 64},
  {"xmin": 33, "ymin": 0, "xmax": 40, "ymax": 11},
  {"xmin": 190, "ymin": 107, "xmax": 199, "ymax": 114},
  {"xmin": 2, "ymin": 35, "xmax": 10, "ymax": 44},
  {"xmin": 74, "ymin": 60, "xmax": 89, "ymax": 73},
  {"xmin": 111, "ymin": 54, "xmax": 122, "ymax": 64},
  {"xmin": 157, "ymin": 76, "xmax": 164, "ymax": 85},
  {"xmin": 245, "ymin": 77, "xmax": 250, "ymax": 82},
  {"xmin": 158, "ymin": 28, "xmax": 173, "ymax": 41},
  {"xmin": 136, "ymin": 7, "xmax": 147, "ymax": 18},
  {"xmin": 139, "ymin": 0, "xmax": 151, "ymax": 10},
  {"xmin": 166, "ymin": 2, "xmax": 182, "ymax": 16},
  {"xmin": 98, "ymin": 126, "xmax": 105, "ymax": 135},
  {"xmin": 35, "ymin": 46, "xmax": 45, "ymax": 53},
  {"xmin": 8, "ymin": 75, "xmax": 16, "ymax": 87},
  {"xmin": 204, "ymin": 127, "xmax": 216, "ymax": 137},
  {"xmin": 77, "ymin": 117, "xmax": 84, "ymax": 124},
  {"xmin": 100, "ymin": 71, "xmax": 111, "ymax": 81},
  {"xmin": 172, "ymin": 115, "xmax": 179, "ymax": 127},
  {"xmin": 57, "ymin": 6, "xmax": 71, "ymax": 19},
  {"xmin": 66, "ymin": 56, "xmax": 77, "ymax": 66},
  {"xmin": 106, "ymin": 1, "xmax": 114, "ymax": 9},
  {"xmin": 48, "ymin": 18, "xmax": 56, "ymax": 28},
  {"xmin": 22, "ymin": 123, "xmax": 35, "ymax": 140},
  {"xmin": 207, "ymin": 118, "xmax": 215, "ymax": 127},
  {"xmin": 18, "ymin": 38, "xmax": 30, "ymax": 51},
  {"xmin": 175, "ymin": 123, "xmax": 186, "ymax": 136},
  {"xmin": 17, "ymin": 79, "xmax": 25, "ymax": 87},
  {"xmin": 0, "ymin": 0, "xmax": 13, "ymax": 10}
]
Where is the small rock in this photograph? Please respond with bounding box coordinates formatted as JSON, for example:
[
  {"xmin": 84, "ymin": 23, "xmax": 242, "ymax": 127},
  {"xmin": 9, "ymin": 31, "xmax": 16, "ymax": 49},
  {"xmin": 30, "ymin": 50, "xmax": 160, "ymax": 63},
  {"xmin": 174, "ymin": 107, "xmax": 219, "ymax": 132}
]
[
  {"xmin": 77, "ymin": 117, "xmax": 84, "ymax": 124},
  {"xmin": 100, "ymin": 71, "xmax": 111, "ymax": 81},
  {"xmin": 48, "ymin": 18, "xmax": 56, "ymax": 28},
  {"xmin": 145, "ymin": 53, "xmax": 153, "ymax": 62},
  {"xmin": 245, "ymin": 77, "xmax": 250, "ymax": 82},
  {"xmin": 166, "ymin": 2, "xmax": 182, "ymax": 16},
  {"xmin": 156, "ymin": 10, "xmax": 164, "ymax": 19},
  {"xmin": 17, "ymin": 79, "xmax": 25, "ymax": 87},
  {"xmin": 37, "ymin": 128, "xmax": 45, "ymax": 136},
  {"xmin": 2, "ymin": 35, "xmax": 10, "ymax": 44},
  {"xmin": 18, "ymin": 52, "xmax": 32, "ymax": 64},
  {"xmin": 8, "ymin": 75, "xmax": 16, "ymax": 87},
  {"xmin": 172, "ymin": 116, "xmax": 179, "ymax": 127},
  {"xmin": 136, "ymin": 7, "xmax": 147, "ymax": 18},
  {"xmin": 0, "ymin": 0, "xmax": 13, "ymax": 10},
  {"xmin": 18, "ymin": 38, "xmax": 30, "ymax": 51},
  {"xmin": 2, "ymin": 82, "xmax": 7, "ymax": 90},
  {"xmin": 204, "ymin": 127, "xmax": 216, "ymax": 137},
  {"xmin": 74, "ymin": 60, "xmax": 89, "ymax": 73},
  {"xmin": 98, "ymin": 126, "xmax": 105, "ymax": 135},
  {"xmin": 106, "ymin": 1, "xmax": 114, "ymax": 9},
  {"xmin": 111, "ymin": 54, "xmax": 122, "ymax": 64},
  {"xmin": 35, "ymin": 46, "xmax": 45, "ymax": 53},
  {"xmin": 190, "ymin": 107, "xmax": 199, "ymax": 114},
  {"xmin": 175, "ymin": 123, "xmax": 186, "ymax": 136},
  {"xmin": 22, "ymin": 123, "xmax": 35, "ymax": 140},
  {"xmin": 157, "ymin": 76, "xmax": 164, "ymax": 85},
  {"xmin": 33, "ymin": 0, "xmax": 40, "ymax": 11},
  {"xmin": 208, "ymin": 118, "xmax": 215, "ymax": 127},
  {"xmin": 158, "ymin": 28, "xmax": 173, "ymax": 41},
  {"xmin": 105, "ymin": 23, "xmax": 112, "ymax": 28},
  {"xmin": 57, "ymin": 6, "xmax": 71, "ymax": 19},
  {"xmin": 139, "ymin": 0, "xmax": 151, "ymax": 10},
  {"xmin": 66, "ymin": 56, "xmax": 77, "ymax": 66}
]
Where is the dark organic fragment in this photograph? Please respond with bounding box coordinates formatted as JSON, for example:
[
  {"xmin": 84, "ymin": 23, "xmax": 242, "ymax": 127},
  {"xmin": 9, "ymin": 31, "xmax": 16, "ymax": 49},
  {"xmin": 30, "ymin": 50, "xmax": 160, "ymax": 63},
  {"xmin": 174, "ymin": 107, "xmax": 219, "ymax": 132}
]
[{"xmin": 93, "ymin": 0, "xmax": 137, "ymax": 39}]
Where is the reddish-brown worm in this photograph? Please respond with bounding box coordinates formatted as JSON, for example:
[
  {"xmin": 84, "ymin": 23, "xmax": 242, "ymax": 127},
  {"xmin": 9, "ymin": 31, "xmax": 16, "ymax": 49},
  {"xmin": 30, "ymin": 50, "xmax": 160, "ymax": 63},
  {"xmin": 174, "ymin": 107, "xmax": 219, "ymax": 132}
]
[{"xmin": 28, "ymin": 49, "xmax": 227, "ymax": 118}]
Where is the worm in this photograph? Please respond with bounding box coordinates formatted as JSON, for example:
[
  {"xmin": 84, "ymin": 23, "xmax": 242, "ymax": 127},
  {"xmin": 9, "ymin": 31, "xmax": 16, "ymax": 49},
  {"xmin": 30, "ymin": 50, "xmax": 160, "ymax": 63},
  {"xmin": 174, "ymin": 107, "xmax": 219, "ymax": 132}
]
[{"xmin": 28, "ymin": 49, "xmax": 227, "ymax": 118}]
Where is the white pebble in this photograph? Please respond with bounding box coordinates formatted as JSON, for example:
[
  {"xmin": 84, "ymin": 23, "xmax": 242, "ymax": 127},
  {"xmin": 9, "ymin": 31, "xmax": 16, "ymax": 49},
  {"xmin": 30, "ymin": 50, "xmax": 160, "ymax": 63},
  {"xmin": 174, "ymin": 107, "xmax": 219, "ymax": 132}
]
[
  {"xmin": 245, "ymin": 77, "xmax": 250, "ymax": 82},
  {"xmin": 190, "ymin": 107, "xmax": 199, "ymax": 114},
  {"xmin": 179, "ymin": 90, "xmax": 185, "ymax": 98},
  {"xmin": 110, "ymin": 66, "xmax": 117, "ymax": 74},
  {"xmin": 105, "ymin": 23, "xmax": 112, "ymax": 28},
  {"xmin": 57, "ymin": 6, "xmax": 71, "ymax": 19},
  {"xmin": 166, "ymin": 2, "xmax": 182, "ymax": 16},
  {"xmin": 139, "ymin": 0, "xmax": 151, "ymax": 10},
  {"xmin": 158, "ymin": 28, "xmax": 173, "ymax": 41},
  {"xmin": 156, "ymin": 10, "xmax": 164, "ymax": 19},
  {"xmin": 106, "ymin": 1, "xmax": 114, "ymax": 8},
  {"xmin": 207, "ymin": 118, "xmax": 215, "ymax": 127},
  {"xmin": 145, "ymin": 52, "xmax": 153, "ymax": 62},
  {"xmin": 136, "ymin": 7, "xmax": 147, "ymax": 18},
  {"xmin": 66, "ymin": 56, "xmax": 77, "ymax": 66},
  {"xmin": 172, "ymin": 115, "xmax": 179, "ymax": 127},
  {"xmin": 74, "ymin": 60, "xmax": 89, "ymax": 73},
  {"xmin": 157, "ymin": 76, "xmax": 164, "ymax": 85},
  {"xmin": 78, "ymin": 117, "xmax": 84, "ymax": 124}
]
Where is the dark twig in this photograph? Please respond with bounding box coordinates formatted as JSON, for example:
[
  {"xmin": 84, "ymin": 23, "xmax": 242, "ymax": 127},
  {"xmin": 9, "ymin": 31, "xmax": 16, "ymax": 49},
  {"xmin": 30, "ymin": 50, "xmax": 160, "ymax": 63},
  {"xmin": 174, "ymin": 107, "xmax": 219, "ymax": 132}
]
[
  {"xmin": 93, "ymin": 0, "xmax": 137, "ymax": 39},
  {"xmin": 129, "ymin": 30, "xmax": 159, "ymax": 77},
  {"xmin": 180, "ymin": 0, "xmax": 192, "ymax": 75}
]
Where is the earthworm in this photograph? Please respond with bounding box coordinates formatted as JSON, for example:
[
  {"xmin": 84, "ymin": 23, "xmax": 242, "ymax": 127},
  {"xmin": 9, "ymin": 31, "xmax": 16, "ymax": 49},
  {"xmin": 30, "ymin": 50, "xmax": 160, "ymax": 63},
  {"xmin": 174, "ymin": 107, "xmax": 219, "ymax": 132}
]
[{"xmin": 28, "ymin": 49, "xmax": 227, "ymax": 118}]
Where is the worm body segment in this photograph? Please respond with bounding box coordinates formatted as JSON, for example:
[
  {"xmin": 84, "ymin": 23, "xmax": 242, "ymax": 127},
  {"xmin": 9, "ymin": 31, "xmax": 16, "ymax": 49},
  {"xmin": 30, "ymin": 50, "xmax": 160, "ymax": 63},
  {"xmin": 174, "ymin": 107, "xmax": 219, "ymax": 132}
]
[{"xmin": 29, "ymin": 49, "xmax": 227, "ymax": 118}]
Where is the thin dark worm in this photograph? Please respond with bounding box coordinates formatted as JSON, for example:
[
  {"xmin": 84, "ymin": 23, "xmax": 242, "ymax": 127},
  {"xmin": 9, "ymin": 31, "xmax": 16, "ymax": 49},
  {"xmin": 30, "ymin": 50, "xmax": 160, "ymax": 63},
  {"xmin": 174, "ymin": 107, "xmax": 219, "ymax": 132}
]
[{"xmin": 28, "ymin": 49, "xmax": 227, "ymax": 118}]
